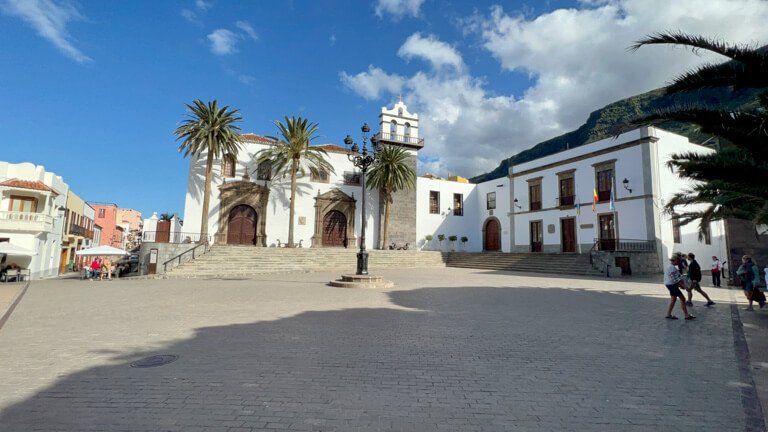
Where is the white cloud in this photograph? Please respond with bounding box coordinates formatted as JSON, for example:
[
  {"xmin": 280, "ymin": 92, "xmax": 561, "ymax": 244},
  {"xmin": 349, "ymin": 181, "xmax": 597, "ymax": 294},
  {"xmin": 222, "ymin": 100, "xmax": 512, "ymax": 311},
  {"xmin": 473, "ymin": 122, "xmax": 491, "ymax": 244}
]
[
  {"xmin": 374, "ymin": 0, "xmax": 425, "ymax": 20},
  {"xmin": 180, "ymin": 8, "xmax": 198, "ymax": 24},
  {"xmin": 398, "ymin": 33, "xmax": 464, "ymax": 72},
  {"xmin": 1, "ymin": 0, "xmax": 90, "ymax": 62},
  {"xmin": 343, "ymin": 0, "xmax": 768, "ymax": 178},
  {"xmin": 235, "ymin": 20, "xmax": 258, "ymax": 41},
  {"xmin": 207, "ymin": 29, "xmax": 238, "ymax": 55},
  {"xmin": 340, "ymin": 66, "xmax": 406, "ymax": 100},
  {"xmin": 195, "ymin": 0, "xmax": 211, "ymax": 11}
]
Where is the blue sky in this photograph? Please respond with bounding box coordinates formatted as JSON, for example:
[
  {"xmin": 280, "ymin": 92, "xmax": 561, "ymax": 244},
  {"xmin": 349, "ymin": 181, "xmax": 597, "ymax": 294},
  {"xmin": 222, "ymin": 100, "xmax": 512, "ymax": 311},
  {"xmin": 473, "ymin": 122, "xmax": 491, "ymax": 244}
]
[{"xmin": 2, "ymin": 0, "xmax": 768, "ymax": 219}]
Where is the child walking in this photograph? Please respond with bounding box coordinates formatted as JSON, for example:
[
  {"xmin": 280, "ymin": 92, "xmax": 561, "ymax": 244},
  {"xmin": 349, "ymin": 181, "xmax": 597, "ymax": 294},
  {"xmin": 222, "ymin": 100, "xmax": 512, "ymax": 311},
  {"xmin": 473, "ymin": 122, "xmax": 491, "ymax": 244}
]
[{"xmin": 664, "ymin": 255, "xmax": 696, "ymax": 320}]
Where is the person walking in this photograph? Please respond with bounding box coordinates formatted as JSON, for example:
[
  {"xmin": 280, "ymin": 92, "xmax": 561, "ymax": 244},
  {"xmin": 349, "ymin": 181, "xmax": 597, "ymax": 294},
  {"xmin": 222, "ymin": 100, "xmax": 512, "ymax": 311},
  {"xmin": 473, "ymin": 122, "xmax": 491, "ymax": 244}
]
[
  {"xmin": 685, "ymin": 253, "xmax": 715, "ymax": 307},
  {"xmin": 737, "ymin": 255, "xmax": 764, "ymax": 311},
  {"xmin": 711, "ymin": 256, "xmax": 722, "ymax": 287},
  {"xmin": 664, "ymin": 255, "xmax": 695, "ymax": 320}
]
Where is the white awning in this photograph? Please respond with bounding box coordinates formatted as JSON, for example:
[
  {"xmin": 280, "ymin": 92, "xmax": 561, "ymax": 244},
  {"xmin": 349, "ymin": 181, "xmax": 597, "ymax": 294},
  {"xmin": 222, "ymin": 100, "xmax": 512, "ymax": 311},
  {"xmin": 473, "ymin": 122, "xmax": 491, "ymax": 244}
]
[
  {"xmin": 75, "ymin": 245, "xmax": 130, "ymax": 256},
  {"xmin": 0, "ymin": 242, "xmax": 37, "ymax": 256}
]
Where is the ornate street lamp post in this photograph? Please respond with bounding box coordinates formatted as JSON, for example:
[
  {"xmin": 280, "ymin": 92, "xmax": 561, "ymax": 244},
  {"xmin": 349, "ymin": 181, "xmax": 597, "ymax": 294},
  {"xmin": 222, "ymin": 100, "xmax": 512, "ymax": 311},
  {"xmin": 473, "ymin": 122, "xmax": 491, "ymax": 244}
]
[{"xmin": 344, "ymin": 123, "xmax": 380, "ymax": 275}]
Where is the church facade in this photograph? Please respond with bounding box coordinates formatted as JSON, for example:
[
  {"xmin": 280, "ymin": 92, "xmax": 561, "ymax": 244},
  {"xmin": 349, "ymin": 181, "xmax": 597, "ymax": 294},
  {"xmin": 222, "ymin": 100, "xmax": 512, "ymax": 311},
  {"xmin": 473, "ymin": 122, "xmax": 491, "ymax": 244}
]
[{"xmin": 181, "ymin": 101, "xmax": 726, "ymax": 272}]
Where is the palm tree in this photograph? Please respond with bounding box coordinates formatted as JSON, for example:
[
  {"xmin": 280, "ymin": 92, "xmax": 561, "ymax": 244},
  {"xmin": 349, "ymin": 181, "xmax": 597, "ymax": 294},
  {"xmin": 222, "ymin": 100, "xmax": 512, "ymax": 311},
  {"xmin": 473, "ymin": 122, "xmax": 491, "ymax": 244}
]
[
  {"xmin": 366, "ymin": 145, "xmax": 416, "ymax": 249},
  {"xmin": 254, "ymin": 116, "xmax": 335, "ymax": 247},
  {"xmin": 628, "ymin": 32, "xmax": 768, "ymax": 235},
  {"xmin": 175, "ymin": 100, "xmax": 243, "ymax": 243}
]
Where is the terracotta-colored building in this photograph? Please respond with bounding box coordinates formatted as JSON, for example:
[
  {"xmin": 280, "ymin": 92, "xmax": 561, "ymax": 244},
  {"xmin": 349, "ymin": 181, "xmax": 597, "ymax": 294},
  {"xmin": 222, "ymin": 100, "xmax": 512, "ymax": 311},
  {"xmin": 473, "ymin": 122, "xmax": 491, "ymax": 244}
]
[{"xmin": 89, "ymin": 203, "xmax": 122, "ymax": 248}]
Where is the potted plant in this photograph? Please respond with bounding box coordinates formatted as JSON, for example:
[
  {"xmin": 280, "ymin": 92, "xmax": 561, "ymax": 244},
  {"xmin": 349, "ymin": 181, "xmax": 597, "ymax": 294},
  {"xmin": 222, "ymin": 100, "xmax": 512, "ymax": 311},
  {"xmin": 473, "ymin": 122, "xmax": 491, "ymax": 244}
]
[
  {"xmin": 448, "ymin": 235, "xmax": 458, "ymax": 252},
  {"xmin": 437, "ymin": 234, "xmax": 445, "ymax": 251},
  {"xmin": 460, "ymin": 236, "xmax": 468, "ymax": 251},
  {"xmin": 424, "ymin": 234, "xmax": 433, "ymax": 250}
]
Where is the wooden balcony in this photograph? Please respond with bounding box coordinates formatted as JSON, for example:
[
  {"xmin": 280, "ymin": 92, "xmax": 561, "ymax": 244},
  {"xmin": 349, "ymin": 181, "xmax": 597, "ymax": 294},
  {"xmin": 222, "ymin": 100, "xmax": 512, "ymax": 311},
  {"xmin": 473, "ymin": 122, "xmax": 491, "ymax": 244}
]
[{"xmin": 0, "ymin": 211, "xmax": 54, "ymax": 233}]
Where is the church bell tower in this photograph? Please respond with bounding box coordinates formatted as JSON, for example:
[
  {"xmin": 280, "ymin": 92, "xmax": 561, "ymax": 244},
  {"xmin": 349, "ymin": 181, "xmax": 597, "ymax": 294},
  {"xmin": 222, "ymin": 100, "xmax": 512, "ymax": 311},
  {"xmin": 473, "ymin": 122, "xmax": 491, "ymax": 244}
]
[{"xmin": 373, "ymin": 97, "xmax": 423, "ymax": 248}]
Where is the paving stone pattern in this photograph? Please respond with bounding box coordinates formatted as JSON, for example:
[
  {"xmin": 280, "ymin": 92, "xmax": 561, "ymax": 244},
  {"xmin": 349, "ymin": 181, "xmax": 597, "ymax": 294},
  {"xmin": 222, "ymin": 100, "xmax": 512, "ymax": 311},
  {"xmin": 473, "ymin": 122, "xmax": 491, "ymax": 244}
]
[{"xmin": 0, "ymin": 269, "xmax": 760, "ymax": 431}]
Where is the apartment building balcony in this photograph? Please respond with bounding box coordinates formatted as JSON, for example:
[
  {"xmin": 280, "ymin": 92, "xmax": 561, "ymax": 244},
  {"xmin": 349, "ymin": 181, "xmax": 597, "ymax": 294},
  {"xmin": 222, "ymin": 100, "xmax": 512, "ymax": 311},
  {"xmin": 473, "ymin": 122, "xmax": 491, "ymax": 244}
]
[
  {"xmin": 373, "ymin": 132, "xmax": 425, "ymax": 150},
  {"xmin": 0, "ymin": 211, "xmax": 54, "ymax": 233}
]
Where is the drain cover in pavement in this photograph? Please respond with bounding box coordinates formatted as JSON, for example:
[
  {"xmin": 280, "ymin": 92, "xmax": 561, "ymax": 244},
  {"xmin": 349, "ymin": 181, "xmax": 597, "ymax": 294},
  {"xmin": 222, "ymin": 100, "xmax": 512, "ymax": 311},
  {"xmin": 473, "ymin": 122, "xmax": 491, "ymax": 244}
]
[{"xmin": 130, "ymin": 354, "xmax": 179, "ymax": 368}]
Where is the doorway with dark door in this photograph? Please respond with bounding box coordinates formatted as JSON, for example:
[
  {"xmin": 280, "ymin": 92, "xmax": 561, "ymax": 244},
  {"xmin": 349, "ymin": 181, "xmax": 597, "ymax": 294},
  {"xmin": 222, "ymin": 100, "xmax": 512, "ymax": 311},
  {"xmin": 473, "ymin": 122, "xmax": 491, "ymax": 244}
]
[
  {"xmin": 227, "ymin": 205, "xmax": 257, "ymax": 245},
  {"xmin": 561, "ymin": 218, "xmax": 576, "ymax": 253},
  {"xmin": 323, "ymin": 210, "xmax": 347, "ymax": 247},
  {"xmin": 484, "ymin": 218, "xmax": 501, "ymax": 251},
  {"xmin": 598, "ymin": 213, "xmax": 616, "ymax": 251},
  {"xmin": 530, "ymin": 220, "xmax": 543, "ymax": 252}
]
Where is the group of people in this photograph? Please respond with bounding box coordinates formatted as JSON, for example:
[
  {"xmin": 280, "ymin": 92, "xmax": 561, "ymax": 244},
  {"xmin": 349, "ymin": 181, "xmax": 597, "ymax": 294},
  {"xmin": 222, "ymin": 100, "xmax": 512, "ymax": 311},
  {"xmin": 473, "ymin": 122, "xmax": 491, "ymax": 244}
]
[
  {"xmin": 0, "ymin": 260, "xmax": 21, "ymax": 282},
  {"xmin": 664, "ymin": 253, "xmax": 768, "ymax": 319},
  {"xmin": 85, "ymin": 257, "xmax": 114, "ymax": 280},
  {"xmin": 663, "ymin": 252, "xmax": 715, "ymax": 320}
]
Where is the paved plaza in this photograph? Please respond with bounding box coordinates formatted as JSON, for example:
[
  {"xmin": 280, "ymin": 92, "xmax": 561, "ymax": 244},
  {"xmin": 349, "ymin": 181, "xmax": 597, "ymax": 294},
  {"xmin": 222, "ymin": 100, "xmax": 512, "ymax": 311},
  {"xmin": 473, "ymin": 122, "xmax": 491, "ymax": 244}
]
[{"xmin": 0, "ymin": 268, "xmax": 764, "ymax": 431}]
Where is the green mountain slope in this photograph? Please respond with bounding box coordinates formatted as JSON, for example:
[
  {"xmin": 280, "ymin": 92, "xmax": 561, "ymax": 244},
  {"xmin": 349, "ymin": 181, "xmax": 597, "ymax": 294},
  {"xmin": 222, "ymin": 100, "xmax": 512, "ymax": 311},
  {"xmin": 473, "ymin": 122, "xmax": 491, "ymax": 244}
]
[{"xmin": 470, "ymin": 86, "xmax": 759, "ymax": 183}]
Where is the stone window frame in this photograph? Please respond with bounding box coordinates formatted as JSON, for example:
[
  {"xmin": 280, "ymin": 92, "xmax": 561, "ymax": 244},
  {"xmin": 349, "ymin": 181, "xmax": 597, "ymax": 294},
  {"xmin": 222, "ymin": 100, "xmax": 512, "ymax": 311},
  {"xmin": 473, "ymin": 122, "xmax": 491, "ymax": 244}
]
[
  {"xmin": 343, "ymin": 171, "xmax": 361, "ymax": 186},
  {"xmin": 453, "ymin": 193, "xmax": 464, "ymax": 216},
  {"xmin": 527, "ymin": 176, "xmax": 543, "ymax": 211},
  {"xmin": 486, "ymin": 191, "xmax": 496, "ymax": 210},
  {"xmin": 592, "ymin": 159, "xmax": 616, "ymax": 203},
  {"xmin": 429, "ymin": 191, "xmax": 440, "ymax": 214},
  {"xmin": 221, "ymin": 154, "xmax": 236, "ymax": 178},
  {"xmin": 256, "ymin": 161, "xmax": 272, "ymax": 181},
  {"xmin": 556, "ymin": 169, "xmax": 576, "ymax": 208},
  {"xmin": 310, "ymin": 169, "xmax": 330, "ymax": 183}
]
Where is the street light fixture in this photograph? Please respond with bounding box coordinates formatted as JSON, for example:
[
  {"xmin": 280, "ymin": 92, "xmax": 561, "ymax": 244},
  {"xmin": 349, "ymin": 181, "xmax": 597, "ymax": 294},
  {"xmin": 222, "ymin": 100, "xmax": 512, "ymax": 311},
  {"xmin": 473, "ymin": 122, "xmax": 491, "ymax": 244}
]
[{"xmin": 345, "ymin": 123, "xmax": 381, "ymax": 275}]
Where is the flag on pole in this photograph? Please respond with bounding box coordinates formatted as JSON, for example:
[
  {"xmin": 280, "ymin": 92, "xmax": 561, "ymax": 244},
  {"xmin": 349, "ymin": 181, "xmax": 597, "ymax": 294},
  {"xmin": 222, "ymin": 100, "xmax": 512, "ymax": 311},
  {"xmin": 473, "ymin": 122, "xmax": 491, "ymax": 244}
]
[
  {"xmin": 592, "ymin": 187, "xmax": 598, "ymax": 212},
  {"xmin": 609, "ymin": 182, "xmax": 616, "ymax": 212}
]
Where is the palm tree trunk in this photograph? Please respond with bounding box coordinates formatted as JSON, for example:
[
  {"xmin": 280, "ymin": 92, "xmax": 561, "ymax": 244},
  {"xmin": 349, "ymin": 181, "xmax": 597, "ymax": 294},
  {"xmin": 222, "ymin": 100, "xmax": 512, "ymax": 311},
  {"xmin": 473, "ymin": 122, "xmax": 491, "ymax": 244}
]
[
  {"xmin": 382, "ymin": 191, "xmax": 390, "ymax": 250},
  {"xmin": 287, "ymin": 158, "xmax": 298, "ymax": 247},
  {"xmin": 200, "ymin": 150, "xmax": 214, "ymax": 244}
]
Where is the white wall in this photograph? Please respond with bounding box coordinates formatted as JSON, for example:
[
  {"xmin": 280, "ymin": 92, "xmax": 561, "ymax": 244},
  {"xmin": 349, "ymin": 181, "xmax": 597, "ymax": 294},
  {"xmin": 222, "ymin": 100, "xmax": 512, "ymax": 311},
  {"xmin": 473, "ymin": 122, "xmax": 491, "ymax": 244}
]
[
  {"xmin": 651, "ymin": 129, "xmax": 727, "ymax": 264},
  {"xmin": 182, "ymin": 142, "xmax": 382, "ymax": 249},
  {"xmin": 416, "ymin": 177, "xmax": 478, "ymax": 251},
  {"xmin": 476, "ymin": 179, "xmax": 512, "ymax": 252},
  {"xmin": 0, "ymin": 161, "xmax": 68, "ymax": 279},
  {"xmin": 509, "ymin": 129, "xmax": 652, "ymax": 252}
]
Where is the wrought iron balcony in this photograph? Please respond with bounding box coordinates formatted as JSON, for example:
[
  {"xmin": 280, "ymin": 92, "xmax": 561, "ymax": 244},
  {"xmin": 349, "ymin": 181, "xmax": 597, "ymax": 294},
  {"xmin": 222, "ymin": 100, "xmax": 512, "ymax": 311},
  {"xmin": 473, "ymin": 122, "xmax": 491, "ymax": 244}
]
[
  {"xmin": 373, "ymin": 132, "xmax": 425, "ymax": 149},
  {"xmin": 0, "ymin": 211, "xmax": 54, "ymax": 233}
]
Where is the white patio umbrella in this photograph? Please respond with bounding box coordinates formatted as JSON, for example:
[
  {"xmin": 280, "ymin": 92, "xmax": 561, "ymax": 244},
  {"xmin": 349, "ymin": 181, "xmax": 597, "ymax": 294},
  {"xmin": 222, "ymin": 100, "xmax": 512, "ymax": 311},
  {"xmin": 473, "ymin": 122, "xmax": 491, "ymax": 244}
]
[
  {"xmin": 0, "ymin": 242, "xmax": 37, "ymax": 256},
  {"xmin": 75, "ymin": 245, "xmax": 130, "ymax": 256}
]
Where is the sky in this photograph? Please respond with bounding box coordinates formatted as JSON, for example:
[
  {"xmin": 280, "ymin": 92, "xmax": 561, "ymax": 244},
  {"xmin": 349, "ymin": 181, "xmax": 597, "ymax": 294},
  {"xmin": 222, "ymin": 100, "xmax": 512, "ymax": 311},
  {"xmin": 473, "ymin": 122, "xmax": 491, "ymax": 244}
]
[{"xmin": 2, "ymin": 0, "xmax": 768, "ymax": 219}]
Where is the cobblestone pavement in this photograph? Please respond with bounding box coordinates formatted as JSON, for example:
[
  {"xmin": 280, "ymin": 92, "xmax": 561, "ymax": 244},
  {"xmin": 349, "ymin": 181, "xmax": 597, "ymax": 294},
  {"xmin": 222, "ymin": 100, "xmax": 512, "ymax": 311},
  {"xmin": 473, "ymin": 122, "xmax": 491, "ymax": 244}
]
[{"xmin": 0, "ymin": 268, "xmax": 762, "ymax": 431}]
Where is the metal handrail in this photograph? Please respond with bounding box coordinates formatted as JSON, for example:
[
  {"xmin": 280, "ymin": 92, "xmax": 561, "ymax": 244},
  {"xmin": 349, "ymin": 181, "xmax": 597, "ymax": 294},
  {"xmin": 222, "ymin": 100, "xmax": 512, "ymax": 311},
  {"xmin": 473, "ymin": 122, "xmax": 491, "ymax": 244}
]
[
  {"xmin": 162, "ymin": 242, "xmax": 211, "ymax": 273},
  {"xmin": 588, "ymin": 240, "xmax": 611, "ymax": 278}
]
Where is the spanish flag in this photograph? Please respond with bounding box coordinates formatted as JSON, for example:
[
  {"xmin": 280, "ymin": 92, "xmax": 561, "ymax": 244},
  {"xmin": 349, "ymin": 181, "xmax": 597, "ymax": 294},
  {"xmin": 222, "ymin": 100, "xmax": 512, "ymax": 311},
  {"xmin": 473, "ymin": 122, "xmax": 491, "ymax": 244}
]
[{"xmin": 592, "ymin": 188, "xmax": 598, "ymax": 212}]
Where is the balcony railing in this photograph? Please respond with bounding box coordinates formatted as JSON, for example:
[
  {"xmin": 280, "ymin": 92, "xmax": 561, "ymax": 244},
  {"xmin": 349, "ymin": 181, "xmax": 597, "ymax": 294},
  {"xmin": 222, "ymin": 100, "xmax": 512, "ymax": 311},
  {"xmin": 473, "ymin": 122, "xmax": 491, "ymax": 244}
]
[
  {"xmin": 0, "ymin": 211, "xmax": 54, "ymax": 233},
  {"xmin": 374, "ymin": 132, "xmax": 425, "ymax": 147},
  {"xmin": 142, "ymin": 231, "xmax": 210, "ymax": 244},
  {"xmin": 593, "ymin": 238, "xmax": 656, "ymax": 252}
]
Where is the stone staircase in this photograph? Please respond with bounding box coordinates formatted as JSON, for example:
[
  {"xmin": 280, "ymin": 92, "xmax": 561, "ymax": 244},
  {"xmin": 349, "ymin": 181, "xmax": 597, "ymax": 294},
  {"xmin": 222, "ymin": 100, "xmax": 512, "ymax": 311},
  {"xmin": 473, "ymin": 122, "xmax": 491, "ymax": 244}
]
[
  {"xmin": 162, "ymin": 246, "xmax": 447, "ymax": 279},
  {"xmin": 445, "ymin": 252, "xmax": 607, "ymax": 277}
]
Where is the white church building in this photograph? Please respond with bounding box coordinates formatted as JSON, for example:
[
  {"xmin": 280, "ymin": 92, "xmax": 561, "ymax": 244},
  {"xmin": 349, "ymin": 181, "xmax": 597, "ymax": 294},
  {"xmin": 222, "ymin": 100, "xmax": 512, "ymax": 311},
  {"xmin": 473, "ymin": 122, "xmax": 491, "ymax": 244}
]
[{"xmin": 181, "ymin": 101, "xmax": 726, "ymax": 274}]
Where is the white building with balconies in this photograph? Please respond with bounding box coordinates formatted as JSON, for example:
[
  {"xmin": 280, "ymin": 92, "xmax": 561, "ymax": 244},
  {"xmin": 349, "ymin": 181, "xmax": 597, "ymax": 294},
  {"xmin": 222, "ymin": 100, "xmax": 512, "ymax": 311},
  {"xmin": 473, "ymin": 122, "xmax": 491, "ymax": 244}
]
[{"xmin": 0, "ymin": 161, "xmax": 68, "ymax": 279}]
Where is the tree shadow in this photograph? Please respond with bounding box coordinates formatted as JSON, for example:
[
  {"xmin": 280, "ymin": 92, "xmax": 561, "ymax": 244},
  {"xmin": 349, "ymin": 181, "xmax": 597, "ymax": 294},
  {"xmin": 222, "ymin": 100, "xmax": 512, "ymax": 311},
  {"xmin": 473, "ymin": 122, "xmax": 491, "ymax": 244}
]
[{"xmin": 0, "ymin": 285, "xmax": 758, "ymax": 431}]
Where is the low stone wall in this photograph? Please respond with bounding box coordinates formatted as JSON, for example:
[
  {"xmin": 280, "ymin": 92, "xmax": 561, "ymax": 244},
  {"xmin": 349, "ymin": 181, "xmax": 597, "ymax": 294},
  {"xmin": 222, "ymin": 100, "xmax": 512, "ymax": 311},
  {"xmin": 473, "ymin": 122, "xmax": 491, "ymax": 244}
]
[
  {"xmin": 592, "ymin": 250, "xmax": 660, "ymax": 275},
  {"xmin": 138, "ymin": 242, "xmax": 199, "ymax": 275}
]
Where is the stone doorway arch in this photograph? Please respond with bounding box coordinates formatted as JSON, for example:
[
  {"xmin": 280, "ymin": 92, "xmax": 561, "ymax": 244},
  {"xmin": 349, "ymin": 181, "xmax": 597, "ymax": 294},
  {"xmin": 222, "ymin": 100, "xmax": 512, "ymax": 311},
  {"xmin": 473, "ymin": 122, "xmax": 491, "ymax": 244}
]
[
  {"xmin": 483, "ymin": 217, "xmax": 501, "ymax": 251},
  {"xmin": 322, "ymin": 210, "xmax": 347, "ymax": 247},
  {"xmin": 312, "ymin": 189, "xmax": 357, "ymax": 248},
  {"xmin": 227, "ymin": 205, "xmax": 257, "ymax": 245},
  {"xmin": 216, "ymin": 180, "xmax": 269, "ymax": 246}
]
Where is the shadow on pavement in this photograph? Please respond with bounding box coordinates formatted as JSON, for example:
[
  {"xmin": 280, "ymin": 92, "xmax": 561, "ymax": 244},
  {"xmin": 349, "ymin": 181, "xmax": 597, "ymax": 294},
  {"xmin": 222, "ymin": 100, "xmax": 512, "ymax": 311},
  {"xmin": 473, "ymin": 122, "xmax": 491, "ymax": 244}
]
[{"xmin": 0, "ymin": 286, "xmax": 762, "ymax": 432}]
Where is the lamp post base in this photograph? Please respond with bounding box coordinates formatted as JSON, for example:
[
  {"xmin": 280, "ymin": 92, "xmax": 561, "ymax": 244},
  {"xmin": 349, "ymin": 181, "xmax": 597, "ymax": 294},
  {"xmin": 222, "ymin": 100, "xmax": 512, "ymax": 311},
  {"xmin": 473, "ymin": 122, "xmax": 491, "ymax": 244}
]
[{"xmin": 356, "ymin": 250, "xmax": 369, "ymax": 275}]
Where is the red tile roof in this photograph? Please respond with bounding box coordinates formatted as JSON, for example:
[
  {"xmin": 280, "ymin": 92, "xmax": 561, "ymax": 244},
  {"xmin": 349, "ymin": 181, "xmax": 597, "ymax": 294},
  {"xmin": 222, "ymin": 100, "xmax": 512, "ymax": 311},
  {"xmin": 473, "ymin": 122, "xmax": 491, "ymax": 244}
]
[
  {"xmin": 239, "ymin": 133, "xmax": 277, "ymax": 144},
  {"xmin": 0, "ymin": 178, "xmax": 58, "ymax": 194},
  {"xmin": 318, "ymin": 144, "xmax": 351, "ymax": 154}
]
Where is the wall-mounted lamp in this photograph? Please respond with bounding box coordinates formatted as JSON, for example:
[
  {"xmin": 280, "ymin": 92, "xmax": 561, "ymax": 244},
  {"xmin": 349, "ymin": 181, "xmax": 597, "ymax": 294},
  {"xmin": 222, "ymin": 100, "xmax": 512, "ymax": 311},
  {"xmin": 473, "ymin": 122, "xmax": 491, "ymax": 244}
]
[
  {"xmin": 513, "ymin": 198, "xmax": 522, "ymax": 210},
  {"xmin": 496, "ymin": 184, "xmax": 504, "ymax": 188},
  {"xmin": 622, "ymin": 178, "xmax": 632, "ymax": 194}
]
